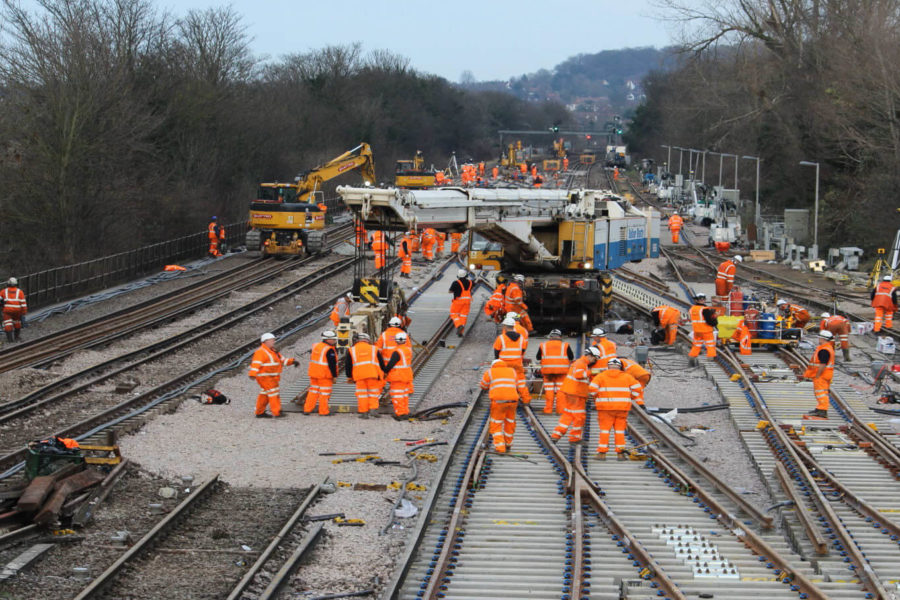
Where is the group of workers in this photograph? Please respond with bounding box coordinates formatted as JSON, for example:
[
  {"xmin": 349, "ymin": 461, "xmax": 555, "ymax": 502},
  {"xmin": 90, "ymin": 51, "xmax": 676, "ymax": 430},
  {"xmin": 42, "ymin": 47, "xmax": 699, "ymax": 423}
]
[
  {"xmin": 358, "ymin": 225, "xmax": 463, "ymax": 277},
  {"xmin": 482, "ymin": 322, "xmax": 649, "ymax": 457},
  {"xmin": 483, "ymin": 274, "xmax": 535, "ymax": 332}
]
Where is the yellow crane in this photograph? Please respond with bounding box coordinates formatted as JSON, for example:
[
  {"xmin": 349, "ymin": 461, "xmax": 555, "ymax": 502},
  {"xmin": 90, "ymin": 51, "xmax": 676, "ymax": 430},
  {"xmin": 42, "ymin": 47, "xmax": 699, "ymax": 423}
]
[{"xmin": 247, "ymin": 143, "xmax": 375, "ymax": 256}]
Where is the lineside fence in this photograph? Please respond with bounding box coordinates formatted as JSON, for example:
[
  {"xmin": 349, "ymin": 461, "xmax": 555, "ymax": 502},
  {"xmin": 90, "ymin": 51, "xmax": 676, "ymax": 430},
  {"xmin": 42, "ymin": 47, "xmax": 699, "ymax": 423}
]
[
  {"xmin": 20, "ymin": 195, "xmax": 350, "ymax": 310},
  {"xmin": 19, "ymin": 220, "xmax": 248, "ymax": 310}
]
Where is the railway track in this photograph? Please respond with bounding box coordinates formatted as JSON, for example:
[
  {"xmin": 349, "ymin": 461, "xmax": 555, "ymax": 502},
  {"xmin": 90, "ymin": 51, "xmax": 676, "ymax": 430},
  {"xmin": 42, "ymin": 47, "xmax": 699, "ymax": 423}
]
[
  {"xmin": 72, "ymin": 476, "xmax": 324, "ymax": 599},
  {"xmin": 614, "ymin": 259, "xmax": 900, "ymax": 598},
  {"xmin": 0, "ymin": 223, "xmax": 353, "ymax": 374},
  {"xmin": 0, "ymin": 255, "xmax": 356, "ymax": 429}
]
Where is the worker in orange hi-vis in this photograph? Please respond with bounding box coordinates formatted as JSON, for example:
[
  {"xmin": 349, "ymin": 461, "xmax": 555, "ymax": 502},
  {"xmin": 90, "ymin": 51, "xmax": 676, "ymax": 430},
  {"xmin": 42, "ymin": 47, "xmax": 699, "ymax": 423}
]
[
  {"xmin": 0, "ymin": 277, "xmax": 27, "ymax": 343},
  {"xmin": 871, "ymin": 274, "xmax": 897, "ymax": 332},
  {"xmin": 435, "ymin": 231, "xmax": 446, "ymax": 257},
  {"xmin": 397, "ymin": 234, "xmax": 412, "ymax": 278},
  {"xmin": 802, "ymin": 330, "xmax": 835, "ymax": 420},
  {"xmin": 493, "ymin": 316, "xmax": 527, "ymax": 379},
  {"xmin": 688, "ymin": 293, "xmax": 718, "ymax": 358},
  {"xmin": 563, "ymin": 157, "xmax": 569, "ymax": 171},
  {"xmin": 776, "ymin": 298, "xmax": 811, "ymax": 329},
  {"xmin": 480, "ymin": 358, "xmax": 530, "ymax": 453},
  {"xmin": 617, "ymin": 357, "xmax": 652, "ymax": 404},
  {"xmin": 330, "ymin": 293, "xmax": 352, "ymax": 327},
  {"xmin": 407, "ymin": 229, "xmax": 420, "ymax": 253},
  {"xmin": 651, "ymin": 305, "xmax": 681, "ymax": 345},
  {"xmin": 449, "ymin": 269, "xmax": 475, "ymax": 336},
  {"xmin": 715, "ymin": 255, "xmax": 741, "ymax": 299},
  {"xmin": 551, "ymin": 347, "xmax": 601, "ymax": 444},
  {"xmin": 484, "ymin": 276, "xmax": 507, "ymax": 322},
  {"xmin": 376, "ymin": 316, "xmax": 409, "ymax": 362},
  {"xmin": 667, "ymin": 213, "xmax": 683, "ymax": 244},
  {"xmin": 589, "ymin": 358, "xmax": 642, "ymax": 458},
  {"xmin": 346, "ymin": 332, "xmax": 383, "ymax": 418},
  {"xmin": 504, "ymin": 273, "xmax": 527, "ymax": 318},
  {"xmin": 208, "ymin": 216, "xmax": 221, "ymax": 257},
  {"xmin": 478, "ymin": 161, "xmax": 485, "ymax": 177},
  {"xmin": 421, "ymin": 228, "xmax": 437, "ymax": 261},
  {"xmin": 305, "ymin": 330, "xmax": 339, "ymax": 415},
  {"xmin": 248, "ymin": 333, "xmax": 298, "ymax": 418},
  {"xmin": 613, "ymin": 166, "xmax": 619, "ymax": 181},
  {"xmin": 355, "ymin": 222, "xmax": 367, "ymax": 248},
  {"xmin": 819, "ymin": 312, "xmax": 852, "ymax": 361},
  {"xmin": 218, "ymin": 223, "xmax": 226, "ymax": 250},
  {"xmin": 536, "ymin": 329, "xmax": 573, "ymax": 414},
  {"xmin": 589, "ymin": 328, "xmax": 617, "ymax": 368},
  {"xmin": 732, "ymin": 317, "xmax": 753, "ymax": 355},
  {"xmin": 450, "ymin": 232, "xmax": 463, "ymax": 254},
  {"xmin": 381, "ymin": 331, "xmax": 414, "ymax": 418},
  {"xmin": 519, "ymin": 162, "xmax": 527, "ymax": 175},
  {"xmin": 505, "ymin": 312, "xmax": 530, "ymax": 348},
  {"xmin": 491, "ymin": 165, "xmax": 499, "ymax": 180},
  {"xmin": 435, "ymin": 171, "xmax": 445, "ymax": 186},
  {"xmin": 370, "ymin": 230, "xmax": 390, "ymax": 270}
]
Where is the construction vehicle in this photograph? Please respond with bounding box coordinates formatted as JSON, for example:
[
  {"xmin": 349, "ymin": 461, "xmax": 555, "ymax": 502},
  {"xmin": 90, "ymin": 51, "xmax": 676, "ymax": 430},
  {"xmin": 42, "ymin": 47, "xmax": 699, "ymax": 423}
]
[
  {"xmin": 500, "ymin": 143, "xmax": 519, "ymax": 169},
  {"xmin": 247, "ymin": 143, "xmax": 375, "ymax": 256},
  {"xmin": 467, "ymin": 233, "xmax": 504, "ymax": 271},
  {"xmin": 553, "ymin": 138, "xmax": 567, "ymax": 158},
  {"xmin": 394, "ymin": 151, "xmax": 437, "ymax": 189},
  {"xmin": 337, "ymin": 185, "xmax": 660, "ymax": 332}
]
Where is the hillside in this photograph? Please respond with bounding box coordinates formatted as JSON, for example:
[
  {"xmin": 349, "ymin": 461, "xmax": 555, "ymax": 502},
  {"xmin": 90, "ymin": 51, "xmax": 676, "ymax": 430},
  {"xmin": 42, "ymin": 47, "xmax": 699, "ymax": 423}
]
[{"xmin": 462, "ymin": 46, "xmax": 678, "ymax": 127}]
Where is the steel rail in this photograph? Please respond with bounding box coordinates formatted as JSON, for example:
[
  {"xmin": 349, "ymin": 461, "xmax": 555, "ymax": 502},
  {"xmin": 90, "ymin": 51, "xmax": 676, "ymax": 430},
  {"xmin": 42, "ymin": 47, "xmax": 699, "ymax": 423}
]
[
  {"xmin": 226, "ymin": 481, "xmax": 325, "ymax": 600},
  {"xmin": 0, "ymin": 224, "xmax": 353, "ymax": 373},
  {"xmin": 72, "ymin": 474, "xmax": 221, "ymax": 599},
  {"xmin": 257, "ymin": 522, "xmax": 325, "ymax": 600},
  {"xmin": 0, "ymin": 256, "xmax": 356, "ymax": 424}
]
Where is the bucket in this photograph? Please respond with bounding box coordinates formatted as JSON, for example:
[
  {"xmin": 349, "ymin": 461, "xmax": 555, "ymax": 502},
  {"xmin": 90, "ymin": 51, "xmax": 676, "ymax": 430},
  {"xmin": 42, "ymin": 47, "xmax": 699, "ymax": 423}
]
[
  {"xmin": 634, "ymin": 345, "xmax": 649, "ymax": 365},
  {"xmin": 877, "ymin": 337, "xmax": 896, "ymax": 355}
]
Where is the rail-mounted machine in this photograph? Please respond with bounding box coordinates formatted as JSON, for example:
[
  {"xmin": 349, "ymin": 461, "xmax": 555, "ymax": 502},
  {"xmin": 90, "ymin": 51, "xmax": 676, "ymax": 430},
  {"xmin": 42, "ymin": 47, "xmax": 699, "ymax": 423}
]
[
  {"xmin": 337, "ymin": 185, "xmax": 660, "ymax": 332},
  {"xmin": 247, "ymin": 143, "xmax": 375, "ymax": 256}
]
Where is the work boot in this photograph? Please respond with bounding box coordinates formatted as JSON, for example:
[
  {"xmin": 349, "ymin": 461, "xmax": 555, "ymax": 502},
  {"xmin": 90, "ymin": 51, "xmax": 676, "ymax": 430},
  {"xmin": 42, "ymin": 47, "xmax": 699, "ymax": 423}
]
[
  {"xmin": 255, "ymin": 412, "xmax": 272, "ymax": 419},
  {"xmin": 359, "ymin": 412, "xmax": 370, "ymax": 419},
  {"xmin": 273, "ymin": 413, "xmax": 287, "ymax": 418},
  {"xmin": 842, "ymin": 348, "xmax": 852, "ymax": 362},
  {"xmin": 456, "ymin": 325, "xmax": 464, "ymax": 336},
  {"xmin": 549, "ymin": 436, "xmax": 560, "ymax": 445},
  {"xmin": 13, "ymin": 329, "xmax": 20, "ymax": 342},
  {"xmin": 4, "ymin": 331, "xmax": 12, "ymax": 343},
  {"xmin": 806, "ymin": 408, "xmax": 828, "ymax": 419},
  {"xmin": 593, "ymin": 452, "xmax": 606, "ymax": 460},
  {"xmin": 617, "ymin": 451, "xmax": 628, "ymax": 461}
]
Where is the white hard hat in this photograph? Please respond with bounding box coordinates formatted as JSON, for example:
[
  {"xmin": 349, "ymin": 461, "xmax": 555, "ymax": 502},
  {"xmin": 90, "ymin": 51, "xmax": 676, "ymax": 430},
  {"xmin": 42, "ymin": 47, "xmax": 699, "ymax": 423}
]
[
  {"xmin": 586, "ymin": 346, "xmax": 602, "ymax": 358},
  {"xmin": 694, "ymin": 293, "xmax": 706, "ymax": 300},
  {"xmin": 389, "ymin": 317, "xmax": 402, "ymax": 327},
  {"xmin": 734, "ymin": 255, "xmax": 743, "ymax": 263},
  {"xmin": 457, "ymin": 269, "xmax": 468, "ymax": 278},
  {"xmin": 322, "ymin": 330, "xmax": 337, "ymax": 339},
  {"xmin": 501, "ymin": 316, "xmax": 516, "ymax": 326},
  {"xmin": 514, "ymin": 274, "xmax": 525, "ymax": 282},
  {"xmin": 549, "ymin": 329, "xmax": 562, "ymax": 337},
  {"xmin": 591, "ymin": 327, "xmax": 606, "ymax": 337},
  {"xmin": 607, "ymin": 357, "xmax": 623, "ymax": 369},
  {"xmin": 492, "ymin": 358, "xmax": 507, "ymax": 367},
  {"xmin": 357, "ymin": 332, "xmax": 370, "ymax": 341},
  {"xmin": 7, "ymin": 277, "xmax": 16, "ymax": 286},
  {"xmin": 507, "ymin": 312, "xmax": 520, "ymax": 320},
  {"xmin": 260, "ymin": 333, "xmax": 276, "ymax": 343},
  {"xmin": 820, "ymin": 312, "xmax": 831, "ymax": 318},
  {"xmin": 776, "ymin": 299, "xmax": 787, "ymax": 306},
  {"xmin": 884, "ymin": 275, "xmax": 893, "ymax": 281},
  {"xmin": 395, "ymin": 332, "xmax": 408, "ymax": 342},
  {"xmin": 818, "ymin": 330, "xmax": 834, "ymax": 340}
]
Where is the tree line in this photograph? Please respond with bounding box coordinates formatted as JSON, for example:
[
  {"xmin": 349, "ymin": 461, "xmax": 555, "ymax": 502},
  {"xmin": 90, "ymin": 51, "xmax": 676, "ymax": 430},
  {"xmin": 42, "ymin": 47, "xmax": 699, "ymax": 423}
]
[
  {"xmin": 627, "ymin": 0, "xmax": 900, "ymax": 252},
  {"xmin": 0, "ymin": 0, "xmax": 572, "ymax": 273}
]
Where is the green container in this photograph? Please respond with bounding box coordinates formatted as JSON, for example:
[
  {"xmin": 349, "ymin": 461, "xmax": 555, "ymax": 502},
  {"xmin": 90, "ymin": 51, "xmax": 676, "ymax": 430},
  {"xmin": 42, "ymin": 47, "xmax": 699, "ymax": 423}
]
[{"xmin": 24, "ymin": 447, "xmax": 85, "ymax": 480}]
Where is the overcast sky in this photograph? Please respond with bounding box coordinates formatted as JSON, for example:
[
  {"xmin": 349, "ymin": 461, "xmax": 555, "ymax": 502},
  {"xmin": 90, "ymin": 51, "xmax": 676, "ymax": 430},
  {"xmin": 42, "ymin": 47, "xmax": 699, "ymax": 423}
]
[{"xmin": 162, "ymin": 0, "xmax": 677, "ymax": 81}]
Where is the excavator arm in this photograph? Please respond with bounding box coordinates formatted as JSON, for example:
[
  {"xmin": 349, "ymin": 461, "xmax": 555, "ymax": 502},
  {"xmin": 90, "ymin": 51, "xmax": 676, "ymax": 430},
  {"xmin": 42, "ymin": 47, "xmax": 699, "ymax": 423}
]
[{"xmin": 295, "ymin": 143, "xmax": 375, "ymax": 202}]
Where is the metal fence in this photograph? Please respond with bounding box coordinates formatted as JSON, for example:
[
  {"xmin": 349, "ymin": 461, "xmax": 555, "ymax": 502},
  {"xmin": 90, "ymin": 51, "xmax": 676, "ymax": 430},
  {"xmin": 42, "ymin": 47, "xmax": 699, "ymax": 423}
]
[{"xmin": 21, "ymin": 220, "xmax": 249, "ymax": 309}]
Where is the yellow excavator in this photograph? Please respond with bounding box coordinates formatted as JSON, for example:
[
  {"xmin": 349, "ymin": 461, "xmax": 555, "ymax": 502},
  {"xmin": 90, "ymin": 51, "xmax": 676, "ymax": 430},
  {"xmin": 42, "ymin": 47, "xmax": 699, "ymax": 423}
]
[
  {"xmin": 394, "ymin": 150, "xmax": 436, "ymax": 188},
  {"xmin": 247, "ymin": 143, "xmax": 375, "ymax": 256}
]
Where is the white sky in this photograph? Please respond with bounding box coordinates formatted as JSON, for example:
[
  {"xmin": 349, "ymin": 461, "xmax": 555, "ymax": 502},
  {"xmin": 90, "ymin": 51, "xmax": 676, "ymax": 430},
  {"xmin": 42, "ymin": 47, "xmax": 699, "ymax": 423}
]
[{"xmin": 162, "ymin": 0, "xmax": 677, "ymax": 81}]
